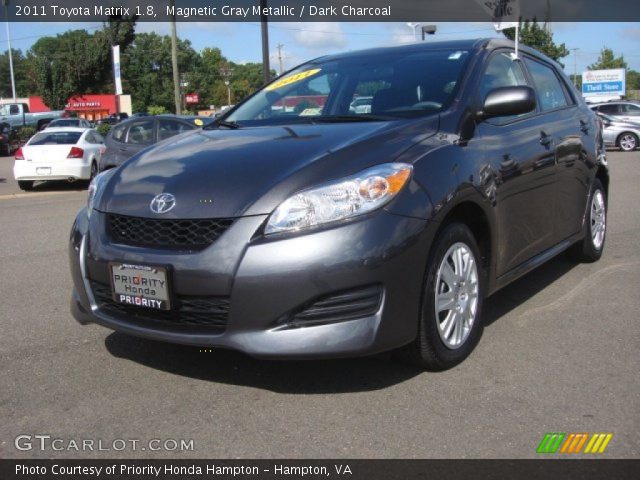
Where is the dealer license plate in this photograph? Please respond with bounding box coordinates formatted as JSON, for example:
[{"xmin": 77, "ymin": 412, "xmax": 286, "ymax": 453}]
[{"xmin": 110, "ymin": 263, "xmax": 171, "ymax": 310}]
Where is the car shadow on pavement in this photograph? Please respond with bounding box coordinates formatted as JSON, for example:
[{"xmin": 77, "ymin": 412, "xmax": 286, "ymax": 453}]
[
  {"xmin": 483, "ymin": 254, "xmax": 578, "ymax": 326},
  {"xmin": 104, "ymin": 333, "xmax": 423, "ymax": 394},
  {"xmin": 104, "ymin": 254, "xmax": 579, "ymax": 394},
  {"xmin": 28, "ymin": 180, "xmax": 89, "ymax": 192}
]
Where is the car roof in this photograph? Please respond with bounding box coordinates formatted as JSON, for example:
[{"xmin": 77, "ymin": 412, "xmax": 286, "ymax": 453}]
[
  {"xmin": 309, "ymin": 38, "xmax": 558, "ymax": 68},
  {"xmin": 40, "ymin": 127, "xmax": 90, "ymax": 133}
]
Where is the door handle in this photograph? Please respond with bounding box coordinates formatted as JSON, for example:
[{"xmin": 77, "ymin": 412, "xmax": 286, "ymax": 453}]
[{"xmin": 539, "ymin": 131, "xmax": 552, "ymax": 147}]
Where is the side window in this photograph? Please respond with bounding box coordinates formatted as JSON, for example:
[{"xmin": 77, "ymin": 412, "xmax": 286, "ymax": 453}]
[
  {"xmin": 126, "ymin": 120, "xmax": 154, "ymax": 145},
  {"xmin": 9, "ymin": 105, "xmax": 20, "ymax": 115},
  {"xmin": 84, "ymin": 132, "xmax": 95, "ymax": 144},
  {"xmin": 479, "ymin": 52, "xmax": 528, "ymax": 102},
  {"xmin": 111, "ymin": 123, "xmax": 128, "ymax": 142},
  {"xmin": 94, "ymin": 132, "xmax": 104, "ymax": 144},
  {"xmin": 598, "ymin": 104, "xmax": 619, "ymax": 114},
  {"xmin": 621, "ymin": 104, "xmax": 640, "ymax": 116},
  {"xmin": 157, "ymin": 119, "xmax": 195, "ymax": 141},
  {"xmin": 524, "ymin": 58, "xmax": 569, "ymax": 111}
]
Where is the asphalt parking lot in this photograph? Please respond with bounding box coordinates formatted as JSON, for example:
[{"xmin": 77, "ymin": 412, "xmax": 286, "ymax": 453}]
[{"xmin": 0, "ymin": 150, "xmax": 638, "ymax": 459}]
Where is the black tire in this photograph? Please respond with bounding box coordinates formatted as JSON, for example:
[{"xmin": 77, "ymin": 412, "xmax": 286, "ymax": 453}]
[
  {"xmin": 18, "ymin": 180, "xmax": 34, "ymax": 191},
  {"xmin": 396, "ymin": 222, "xmax": 486, "ymax": 370},
  {"xmin": 89, "ymin": 161, "xmax": 97, "ymax": 181},
  {"xmin": 617, "ymin": 132, "xmax": 638, "ymax": 152},
  {"xmin": 567, "ymin": 178, "xmax": 607, "ymax": 263}
]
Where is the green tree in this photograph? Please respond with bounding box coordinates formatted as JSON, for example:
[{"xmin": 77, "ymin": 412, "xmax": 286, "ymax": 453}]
[
  {"xmin": 0, "ymin": 49, "xmax": 38, "ymax": 98},
  {"xmin": 503, "ymin": 20, "xmax": 570, "ymax": 66},
  {"xmin": 589, "ymin": 47, "xmax": 627, "ymax": 70}
]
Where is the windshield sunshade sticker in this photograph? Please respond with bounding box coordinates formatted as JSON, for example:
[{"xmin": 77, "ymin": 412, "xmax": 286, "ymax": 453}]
[{"xmin": 265, "ymin": 68, "xmax": 322, "ymax": 91}]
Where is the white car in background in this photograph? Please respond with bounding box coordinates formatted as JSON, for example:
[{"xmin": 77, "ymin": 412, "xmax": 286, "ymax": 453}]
[{"xmin": 13, "ymin": 127, "xmax": 105, "ymax": 191}]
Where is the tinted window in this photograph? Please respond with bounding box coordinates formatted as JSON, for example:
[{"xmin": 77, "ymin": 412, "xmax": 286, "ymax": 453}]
[
  {"xmin": 29, "ymin": 132, "xmax": 82, "ymax": 145},
  {"xmin": 157, "ymin": 119, "xmax": 195, "ymax": 141},
  {"xmin": 111, "ymin": 123, "xmax": 128, "ymax": 142},
  {"xmin": 479, "ymin": 52, "xmax": 528, "ymax": 101},
  {"xmin": 524, "ymin": 58, "xmax": 569, "ymax": 111},
  {"xmin": 126, "ymin": 120, "xmax": 154, "ymax": 144},
  {"xmin": 49, "ymin": 119, "xmax": 81, "ymax": 127},
  {"xmin": 9, "ymin": 105, "xmax": 19, "ymax": 115},
  {"xmin": 621, "ymin": 104, "xmax": 640, "ymax": 115}
]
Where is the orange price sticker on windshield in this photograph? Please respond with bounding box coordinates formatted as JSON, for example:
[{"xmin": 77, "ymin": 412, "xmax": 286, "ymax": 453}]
[{"xmin": 265, "ymin": 68, "xmax": 322, "ymax": 91}]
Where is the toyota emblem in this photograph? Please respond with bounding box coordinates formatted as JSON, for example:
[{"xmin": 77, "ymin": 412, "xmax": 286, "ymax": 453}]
[{"xmin": 150, "ymin": 193, "xmax": 176, "ymax": 214}]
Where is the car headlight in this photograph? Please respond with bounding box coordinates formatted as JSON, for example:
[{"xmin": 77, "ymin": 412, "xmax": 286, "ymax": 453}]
[
  {"xmin": 87, "ymin": 169, "xmax": 116, "ymax": 218},
  {"xmin": 265, "ymin": 163, "xmax": 413, "ymax": 235}
]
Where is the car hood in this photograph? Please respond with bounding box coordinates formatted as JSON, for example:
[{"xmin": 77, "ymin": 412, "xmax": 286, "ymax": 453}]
[{"xmin": 98, "ymin": 119, "xmax": 438, "ymax": 219}]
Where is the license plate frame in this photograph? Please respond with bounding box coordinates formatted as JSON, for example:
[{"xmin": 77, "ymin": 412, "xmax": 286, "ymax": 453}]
[{"xmin": 109, "ymin": 262, "xmax": 172, "ymax": 311}]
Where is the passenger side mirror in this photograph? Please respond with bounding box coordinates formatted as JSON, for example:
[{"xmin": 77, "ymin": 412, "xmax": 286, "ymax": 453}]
[{"xmin": 479, "ymin": 86, "xmax": 537, "ymax": 119}]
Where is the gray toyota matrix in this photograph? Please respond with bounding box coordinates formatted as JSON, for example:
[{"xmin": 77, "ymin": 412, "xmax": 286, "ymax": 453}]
[{"xmin": 69, "ymin": 39, "xmax": 608, "ymax": 370}]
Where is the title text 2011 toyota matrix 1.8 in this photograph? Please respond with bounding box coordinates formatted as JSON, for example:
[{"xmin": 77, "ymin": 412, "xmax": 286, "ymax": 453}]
[{"xmin": 69, "ymin": 39, "xmax": 608, "ymax": 370}]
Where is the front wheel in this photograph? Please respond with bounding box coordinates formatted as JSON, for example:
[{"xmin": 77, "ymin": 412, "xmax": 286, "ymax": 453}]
[
  {"xmin": 618, "ymin": 132, "xmax": 638, "ymax": 152},
  {"xmin": 567, "ymin": 179, "xmax": 607, "ymax": 263},
  {"xmin": 396, "ymin": 222, "xmax": 485, "ymax": 370}
]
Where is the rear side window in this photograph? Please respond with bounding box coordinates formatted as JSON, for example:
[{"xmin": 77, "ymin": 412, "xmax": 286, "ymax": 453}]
[
  {"xmin": 157, "ymin": 119, "xmax": 196, "ymax": 141},
  {"xmin": 111, "ymin": 123, "xmax": 128, "ymax": 142},
  {"xmin": 524, "ymin": 58, "xmax": 569, "ymax": 111},
  {"xmin": 598, "ymin": 104, "xmax": 619, "ymax": 114},
  {"xmin": 621, "ymin": 104, "xmax": 640, "ymax": 115},
  {"xmin": 126, "ymin": 120, "xmax": 154, "ymax": 145}
]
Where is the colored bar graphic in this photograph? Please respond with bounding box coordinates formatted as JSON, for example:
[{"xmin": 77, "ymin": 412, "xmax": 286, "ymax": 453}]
[
  {"xmin": 537, "ymin": 433, "xmax": 566, "ymax": 453},
  {"xmin": 539, "ymin": 433, "xmax": 613, "ymax": 454}
]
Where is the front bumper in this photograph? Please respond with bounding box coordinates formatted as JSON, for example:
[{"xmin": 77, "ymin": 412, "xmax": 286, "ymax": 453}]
[
  {"xmin": 70, "ymin": 208, "xmax": 435, "ymax": 359},
  {"xmin": 14, "ymin": 159, "xmax": 92, "ymax": 181}
]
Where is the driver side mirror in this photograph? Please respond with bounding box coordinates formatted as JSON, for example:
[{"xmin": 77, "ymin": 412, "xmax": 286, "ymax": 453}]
[{"xmin": 479, "ymin": 86, "xmax": 537, "ymax": 119}]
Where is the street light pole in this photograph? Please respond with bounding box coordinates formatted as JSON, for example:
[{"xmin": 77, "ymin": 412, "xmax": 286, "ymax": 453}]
[
  {"xmin": 570, "ymin": 48, "xmax": 579, "ymax": 88},
  {"xmin": 2, "ymin": 0, "xmax": 17, "ymax": 102},
  {"xmin": 260, "ymin": 0, "xmax": 270, "ymax": 84}
]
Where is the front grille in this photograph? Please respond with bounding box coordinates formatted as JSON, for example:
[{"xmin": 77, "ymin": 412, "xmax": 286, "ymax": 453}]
[
  {"xmin": 90, "ymin": 281, "xmax": 229, "ymax": 331},
  {"xmin": 280, "ymin": 285, "xmax": 383, "ymax": 328},
  {"xmin": 107, "ymin": 213, "xmax": 234, "ymax": 250}
]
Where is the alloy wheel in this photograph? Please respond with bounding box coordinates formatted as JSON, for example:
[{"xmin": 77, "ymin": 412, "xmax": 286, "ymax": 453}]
[
  {"xmin": 590, "ymin": 190, "xmax": 606, "ymax": 250},
  {"xmin": 619, "ymin": 134, "xmax": 637, "ymax": 151},
  {"xmin": 434, "ymin": 242, "xmax": 479, "ymax": 349}
]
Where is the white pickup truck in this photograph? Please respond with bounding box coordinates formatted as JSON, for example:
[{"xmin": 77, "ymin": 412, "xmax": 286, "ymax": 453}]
[{"xmin": 0, "ymin": 103, "xmax": 64, "ymax": 131}]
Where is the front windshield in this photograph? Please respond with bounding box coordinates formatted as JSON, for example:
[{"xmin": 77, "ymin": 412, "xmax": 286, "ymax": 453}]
[{"xmin": 225, "ymin": 48, "xmax": 471, "ymax": 126}]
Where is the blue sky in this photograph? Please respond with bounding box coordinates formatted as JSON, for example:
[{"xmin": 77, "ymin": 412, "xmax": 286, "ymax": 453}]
[{"xmin": 3, "ymin": 21, "xmax": 640, "ymax": 76}]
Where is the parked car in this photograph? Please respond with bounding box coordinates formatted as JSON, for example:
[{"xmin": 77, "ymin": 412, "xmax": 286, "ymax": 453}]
[
  {"xmin": 13, "ymin": 127, "xmax": 105, "ymax": 191},
  {"xmin": 44, "ymin": 118, "xmax": 93, "ymax": 129},
  {"xmin": 0, "ymin": 122, "xmax": 11, "ymax": 155},
  {"xmin": 596, "ymin": 112, "xmax": 640, "ymax": 151},
  {"xmin": 589, "ymin": 101, "xmax": 640, "ymax": 123},
  {"xmin": 96, "ymin": 113, "xmax": 129, "ymax": 126},
  {"xmin": 0, "ymin": 102, "xmax": 64, "ymax": 131},
  {"xmin": 70, "ymin": 39, "xmax": 608, "ymax": 370},
  {"xmin": 99, "ymin": 115, "xmax": 210, "ymax": 170}
]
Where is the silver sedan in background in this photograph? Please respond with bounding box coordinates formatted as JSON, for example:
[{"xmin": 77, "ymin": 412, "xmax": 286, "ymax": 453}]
[{"xmin": 597, "ymin": 113, "xmax": 640, "ymax": 152}]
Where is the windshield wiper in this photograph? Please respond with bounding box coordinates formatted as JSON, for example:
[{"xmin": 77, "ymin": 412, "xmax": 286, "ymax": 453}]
[{"xmin": 313, "ymin": 114, "xmax": 397, "ymax": 123}]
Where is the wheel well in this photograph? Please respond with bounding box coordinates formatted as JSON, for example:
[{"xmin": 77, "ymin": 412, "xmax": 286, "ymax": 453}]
[
  {"xmin": 596, "ymin": 166, "xmax": 609, "ymax": 197},
  {"xmin": 441, "ymin": 201, "xmax": 491, "ymax": 270},
  {"xmin": 617, "ymin": 131, "xmax": 638, "ymax": 145}
]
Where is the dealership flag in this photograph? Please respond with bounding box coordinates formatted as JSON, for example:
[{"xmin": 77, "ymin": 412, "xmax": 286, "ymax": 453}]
[{"xmin": 113, "ymin": 45, "xmax": 123, "ymax": 95}]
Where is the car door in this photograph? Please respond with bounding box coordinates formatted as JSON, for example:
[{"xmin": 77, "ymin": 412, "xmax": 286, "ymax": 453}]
[
  {"xmin": 523, "ymin": 56, "xmax": 589, "ymax": 242},
  {"xmin": 119, "ymin": 119, "xmax": 155, "ymax": 164},
  {"xmin": 475, "ymin": 51, "xmax": 558, "ymax": 276},
  {"xmin": 618, "ymin": 103, "xmax": 640, "ymax": 122}
]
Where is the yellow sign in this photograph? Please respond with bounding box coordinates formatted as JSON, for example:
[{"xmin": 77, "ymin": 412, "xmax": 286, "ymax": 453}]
[
  {"xmin": 194, "ymin": 119, "xmax": 204, "ymax": 126},
  {"xmin": 265, "ymin": 69, "xmax": 322, "ymax": 91}
]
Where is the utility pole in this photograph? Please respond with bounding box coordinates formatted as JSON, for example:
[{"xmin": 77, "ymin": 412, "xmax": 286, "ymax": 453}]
[
  {"xmin": 220, "ymin": 63, "xmax": 233, "ymax": 108},
  {"xmin": 260, "ymin": 0, "xmax": 270, "ymax": 84},
  {"xmin": 570, "ymin": 48, "xmax": 579, "ymax": 87},
  {"xmin": 276, "ymin": 43, "xmax": 284, "ymax": 75},
  {"xmin": 170, "ymin": 0, "xmax": 181, "ymax": 114},
  {"xmin": 2, "ymin": 0, "xmax": 16, "ymax": 102}
]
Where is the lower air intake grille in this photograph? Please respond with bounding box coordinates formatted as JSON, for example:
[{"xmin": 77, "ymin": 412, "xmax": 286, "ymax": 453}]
[
  {"xmin": 90, "ymin": 281, "xmax": 229, "ymax": 331},
  {"xmin": 281, "ymin": 285, "xmax": 383, "ymax": 328},
  {"xmin": 107, "ymin": 213, "xmax": 234, "ymax": 250}
]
